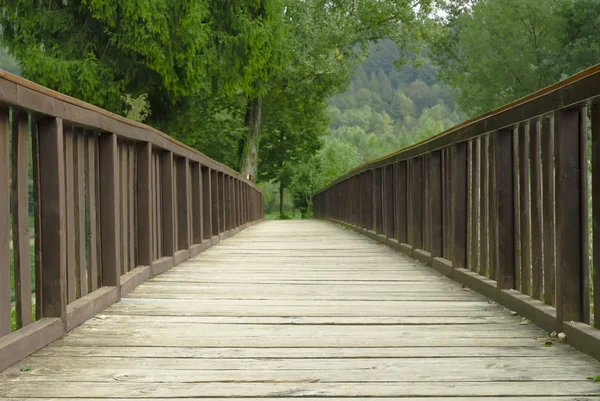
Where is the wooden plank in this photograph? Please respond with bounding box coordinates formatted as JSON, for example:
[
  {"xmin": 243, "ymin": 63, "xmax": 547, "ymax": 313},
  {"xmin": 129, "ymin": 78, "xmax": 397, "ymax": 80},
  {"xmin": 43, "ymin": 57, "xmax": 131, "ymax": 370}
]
[
  {"xmin": 74, "ymin": 130, "xmax": 87, "ymax": 297},
  {"xmin": 529, "ymin": 120, "xmax": 543, "ymax": 301},
  {"xmin": 64, "ymin": 126, "xmax": 76, "ymax": 303},
  {"xmin": 176, "ymin": 157, "xmax": 189, "ymax": 250},
  {"xmin": 429, "ymin": 151, "xmax": 442, "ymax": 258},
  {"xmin": 512, "ymin": 129, "xmax": 521, "ymax": 292},
  {"xmin": 161, "ymin": 151, "xmax": 175, "ymax": 256},
  {"xmin": 489, "ymin": 134, "xmax": 497, "ymax": 281},
  {"xmin": 211, "ymin": 169, "xmax": 219, "ymax": 236},
  {"xmin": 470, "ymin": 139, "xmax": 479, "ymax": 272},
  {"xmin": 373, "ymin": 168, "xmax": 383, "ymax": 234},
  {"xmin": 518, "ymin": 124, "xmax": 531, "ymax": 295},
  {"xmin": 480, "ymin": 136, "xmax": 488, "ymax": 277},
  {"xmin": 191, "ymin": 163, "xmax": 202, "ymax": 244},
  {"xmin": 453, "ymin": 142, "xmax": 468, "ymax": 269},
  {"xmin": 31, "ymin": 115, "xmax": 42, "ymax": 320},
  {"xmin": 128, "ymin": 143, "xmax": 135, "ymax": 271},
  {"xmin": 555, "ymin": 108, "xmax": 584, "ymax": 327},
  {"xmin": 37, "ymin": 117, "xmax": 67, "ymax": 319},
  {"xmin": 119, "ymin": 142, "xmax": 128, "ymax": 274},
  {"xmin": 98, "ymin": 132, "xmax": 120, "ymax": 288},
  {"xmin": 383, "ymin": 165, "xmax": 394, "ymax": 238},
  {"xmin": 541, "ymin": 116, "xmax": 556, "ymax": 306},
  {"xmin": 495, "ymin": 129, "xmax": 516, "ymax": 290},
  {"xmin": 579, "ymin": 108, "xmax": 590, "ymax": 324},
  {"xmin": 85, "ymin": 133, "xmax": 99, "ymax": 291},
  {"xmin": 218, "ymin": 172, "xmax": 225, "ymax": 233},
  {"xmin": 592, "ymin": 102, "xmax": 600, "ymax": 329},
  {"xmin": 409, "ymin": 159, "xmax": 422, "ymax": 249},
  {"xmin": 202, "ymin": 166, "xmax": 211, "ymax": 240},
  {"xmin": 136, "ymin": 142, "xmax": 152, "ymax": 267},
  {"xmin": 0, "ymin": 109, "xmax": 11, "ymax": 334},
  {"xmin": 11, "ymin": 110, "xmax": 32, "ymax": 329}
]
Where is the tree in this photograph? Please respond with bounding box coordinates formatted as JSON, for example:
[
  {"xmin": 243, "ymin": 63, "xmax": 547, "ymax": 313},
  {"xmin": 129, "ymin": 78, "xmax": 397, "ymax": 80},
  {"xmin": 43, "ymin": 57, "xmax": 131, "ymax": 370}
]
[
  {"xmin": 241, "ymin": 0, "xmax": 433, "ymax": 180},
  {"xmin": 429, "ymin": 0, "xmax": 600, "ymax": 116},
  {"xmin": 0, "ymin": 0, "xmax": 213, "ymax": 114}
]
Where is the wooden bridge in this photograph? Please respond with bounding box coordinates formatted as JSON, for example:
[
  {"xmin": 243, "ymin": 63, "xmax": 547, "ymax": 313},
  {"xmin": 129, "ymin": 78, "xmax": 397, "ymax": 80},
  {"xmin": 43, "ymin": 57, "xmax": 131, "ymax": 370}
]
[{"xmin": 1, "ymin": 66, "xmax": 600, "ymax": 399}]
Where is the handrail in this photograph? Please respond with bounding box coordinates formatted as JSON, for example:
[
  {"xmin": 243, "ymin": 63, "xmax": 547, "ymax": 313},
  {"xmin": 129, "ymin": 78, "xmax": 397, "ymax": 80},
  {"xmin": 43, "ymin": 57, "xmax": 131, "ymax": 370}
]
[
  {"xmin": 0, "ymin": 68, "xmax": 264, "ymax": 370},
  {"xmin": 313, "ymin": 64, "xmax": 600, "ymax": 362}
]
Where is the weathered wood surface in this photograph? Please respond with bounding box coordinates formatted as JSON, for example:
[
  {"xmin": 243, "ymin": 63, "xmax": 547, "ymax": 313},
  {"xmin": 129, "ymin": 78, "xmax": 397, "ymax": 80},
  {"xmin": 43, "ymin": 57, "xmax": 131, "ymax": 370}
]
[{"xmin": 1, "ymin": 220, "xmax": 599, "ymax": 400}]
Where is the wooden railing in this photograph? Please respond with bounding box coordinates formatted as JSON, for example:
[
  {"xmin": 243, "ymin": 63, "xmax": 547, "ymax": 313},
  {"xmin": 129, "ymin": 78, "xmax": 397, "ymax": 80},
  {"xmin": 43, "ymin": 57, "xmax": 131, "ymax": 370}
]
[
  {"xmin": 0, "ymin": 70, "xmax": 264, "ymax": 370},
  {"xmin": 314, "ymin": 64, "xmax": 600, "ymax": 361}
]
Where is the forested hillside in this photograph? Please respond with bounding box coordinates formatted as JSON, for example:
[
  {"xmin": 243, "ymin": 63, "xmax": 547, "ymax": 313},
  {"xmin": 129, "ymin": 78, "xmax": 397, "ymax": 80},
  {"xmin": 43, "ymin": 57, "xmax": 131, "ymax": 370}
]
[{"xmin": 327, "ymin": 40, "xmax": 462, "ymax": 164}]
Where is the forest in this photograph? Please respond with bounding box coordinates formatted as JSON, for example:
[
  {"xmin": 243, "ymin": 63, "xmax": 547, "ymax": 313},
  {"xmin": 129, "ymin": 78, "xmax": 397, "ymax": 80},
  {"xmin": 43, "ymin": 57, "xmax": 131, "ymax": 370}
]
[{"xmin": 0, "ymin": 0, "xmax": 599, "ymax": 218}]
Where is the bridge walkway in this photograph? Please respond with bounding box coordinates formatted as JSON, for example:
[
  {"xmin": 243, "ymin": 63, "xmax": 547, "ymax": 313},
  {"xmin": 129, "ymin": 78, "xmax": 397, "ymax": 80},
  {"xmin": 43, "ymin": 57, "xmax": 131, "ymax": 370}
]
[{"xmin": 1, "ymin": 220, "xmax": 599, "ymax": 400}]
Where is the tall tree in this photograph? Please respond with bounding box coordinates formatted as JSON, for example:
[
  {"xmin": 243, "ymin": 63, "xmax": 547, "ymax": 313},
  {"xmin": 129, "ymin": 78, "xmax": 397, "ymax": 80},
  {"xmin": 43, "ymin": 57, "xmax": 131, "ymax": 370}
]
[
  {"xmin": 430, "ymin": 0, "xmax": 600, "ymax": 116},
  {"xmin": 0, "ymin": 0, "xmax": 213, "ymax": 114}
]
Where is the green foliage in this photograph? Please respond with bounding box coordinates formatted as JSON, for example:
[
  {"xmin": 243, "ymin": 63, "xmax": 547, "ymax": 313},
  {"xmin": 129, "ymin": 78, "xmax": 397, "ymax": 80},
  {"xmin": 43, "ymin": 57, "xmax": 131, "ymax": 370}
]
[
  {"xmin": 587, "ymin": 375, "xmax": 600, "ymax": 383},
  {"xmin": 122, "ymin": 94, "xmax": 151, "ymax": 123},
  {"xmin": 326, "ymin": 40, "xmax": 463, "ymax": 164},
  {"xmin": 0, "ymin": 0, "xmax": 213, "ymax": 114},
  {"xmin": 430, "ymin": 0, "xmax": 600, "ymax": 116}
]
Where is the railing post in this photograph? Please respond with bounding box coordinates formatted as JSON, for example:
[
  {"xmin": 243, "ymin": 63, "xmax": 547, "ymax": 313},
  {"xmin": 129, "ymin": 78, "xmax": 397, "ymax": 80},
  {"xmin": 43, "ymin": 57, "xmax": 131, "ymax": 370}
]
[
  {"xmin": 373, "ymin": 169, "xmax": 382, "ymax": 233},
  {"xmin": 201, "ymin": 166, "xmax": 212, "ymax": 241},
  {"xmin": 191, "ymin": 163, "xmax": 202, "ymax": 245},
  {"xmin": 395, "ymin": 161, "xmax": 408, "ymax": 245},
  {"xmin": 218, "ymin": 173, "xmax": 225, "ymax": 233},
  {"xmin": 98, "ymin": 132, "xmax": 121, "ymax": 292},
  {"xmin": 176, "ymin": 157, "xmax": 190, "ymax": 250},
  {"xmin": 452, "ymin": 142, "xmax": 468, "ymax": 269},
  {"xmin": 211, "ymin": 169, "xmax": 220, "ymax": 237},
  {"xmin": 409, "ymin": 158, "xmax": 422, "ymax": 250},
  {"xmin": 0, "ymin": 109, "xmax": 10, "ymax": 333},
  {"xmin": 555, "ymin": 107, "xmax": 586, "ymax": 329},
  {"xmin": 160, "ymin": 151, "xmax": 175, "ymax": 257},
  {"xmin": 136, "ymin": 142, "xmax": 152, "ymax": 270},
  {"xmin": 430, "ymin": 151, "xmax": 443, "ymax": 258},
  {"xmin": 383, "ymin": 165, "xmax": 394, "ymax": 238},
  {"xmin": 495, "ymin": 128, "xmax": 516, "ymax": 290},
  {"xmin": 36, "ymin": 117, "xmax": 68, "ymax": 322}
]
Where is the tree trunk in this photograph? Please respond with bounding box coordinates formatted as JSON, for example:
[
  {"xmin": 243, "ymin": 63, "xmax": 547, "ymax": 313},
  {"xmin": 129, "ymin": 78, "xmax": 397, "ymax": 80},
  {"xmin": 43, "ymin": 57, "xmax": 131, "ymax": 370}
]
[
  {"xmin": 279, "ymin": 183, "xmax": 285, "ymax": 216},
  {"xmin": 241, "ymin": 97, "xmax": 262, "ymax": 181}
]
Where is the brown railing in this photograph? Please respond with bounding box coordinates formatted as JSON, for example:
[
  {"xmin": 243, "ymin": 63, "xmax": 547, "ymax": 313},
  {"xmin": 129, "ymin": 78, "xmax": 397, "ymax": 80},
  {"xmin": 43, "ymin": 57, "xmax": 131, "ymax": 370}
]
[
  {"xmin": 0, "ymin": 70, "xmax": 264, "ymax": 370},
  {"xmin": 314, "ymin": 64, "xmax": 600, "ymax": 361}
]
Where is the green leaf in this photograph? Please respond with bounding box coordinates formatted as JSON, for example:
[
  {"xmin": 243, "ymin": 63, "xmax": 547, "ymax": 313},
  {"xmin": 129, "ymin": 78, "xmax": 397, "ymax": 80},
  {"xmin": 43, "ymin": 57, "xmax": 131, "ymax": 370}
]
[{"xmin": 19, "ymin": 365, "xmax": 32, "ymax": 372}]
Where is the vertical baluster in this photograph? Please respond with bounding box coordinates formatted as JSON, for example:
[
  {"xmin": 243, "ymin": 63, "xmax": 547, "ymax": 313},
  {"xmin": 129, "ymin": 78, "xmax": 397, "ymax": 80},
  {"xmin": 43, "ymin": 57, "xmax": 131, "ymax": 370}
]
[
  {"xmin": 592, "ymin": 102, "xmax": 600, "ymax": 328},
  {"xmin": 453, "ymin": 142, "xmax": 468, "ymax": 270},
  {"xmin": 74, "ymin": 130, "xmax": 87, "ymax": 297},
  {"xmin": 519, "ymin": 124, "xmax": 532, "ymax": 295},
  {"xmin": 480, "ymin": 136, "xmax": 488, "ymax": 277},
  {"xmin": 64, "ymin": 126, "xmax": 76, "ymax": 302},
  {"xmin": 541, "ymin": 117, "xmax": 556, "ymax": 306},
  {"xmin": 11, "ymin": 111, "xmax": 32, "ymax": 327},
  {"xmin": 555, "ymin": 108, "xmax": 586, "ymax": 327},
  {"xmin": 430, "ymin": 151, "xmax": 443, "ymax": 258},
  {"xmin": 471, "ymin": 140, "xmax": 479, "ymax": 272},
  {"xmin": 530, "ymin": 120, "xmax": 543, "ymax": 300},
  {"xmin": 38, "ymin": 117, "xmax": 67, "ymax": 319},
  {"xmin": 99, "ymin": 132, "xmax": 120, "ymax": 290},
  {"xmin": 136, "ymin": 142, "xmax": 152, "ymax": 270},
  {"xmin": 495, "ymin": 128, "xmax": 516, "ymax": 290},
  {"xmin": 161, "ymin": 151, "xmax": 175, "ymax": 257},
  {"xmin": 86, "ymin": 133, "xmax": 100, "ymax": 290}
]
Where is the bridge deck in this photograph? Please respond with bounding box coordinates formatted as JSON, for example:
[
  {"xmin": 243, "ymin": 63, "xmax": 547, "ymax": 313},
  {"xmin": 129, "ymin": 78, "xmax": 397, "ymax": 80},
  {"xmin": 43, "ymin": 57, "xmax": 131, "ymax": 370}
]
[{"xmin": 1, "ymin": 220, "xmax": 600, "ymax": 400}]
